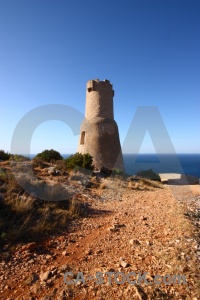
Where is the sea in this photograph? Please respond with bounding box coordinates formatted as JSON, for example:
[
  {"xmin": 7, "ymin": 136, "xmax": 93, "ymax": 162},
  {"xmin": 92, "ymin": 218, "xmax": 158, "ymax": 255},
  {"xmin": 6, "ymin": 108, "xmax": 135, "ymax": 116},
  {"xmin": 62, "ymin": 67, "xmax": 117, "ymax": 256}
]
[
  {"xmin": 122, "ymin": 153, "xmax": 200, "ymax": 178},
  {"xmin": 29, "ymin": 153, "xmax": 200, "ymax": 178}
]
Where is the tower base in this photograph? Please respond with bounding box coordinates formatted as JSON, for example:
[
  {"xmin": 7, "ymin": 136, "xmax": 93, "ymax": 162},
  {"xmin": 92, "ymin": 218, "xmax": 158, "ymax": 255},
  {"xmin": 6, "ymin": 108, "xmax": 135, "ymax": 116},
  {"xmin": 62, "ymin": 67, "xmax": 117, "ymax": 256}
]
[{"xmin": 78, "ymin": 117, "xmax": 124, "ymax": 171}]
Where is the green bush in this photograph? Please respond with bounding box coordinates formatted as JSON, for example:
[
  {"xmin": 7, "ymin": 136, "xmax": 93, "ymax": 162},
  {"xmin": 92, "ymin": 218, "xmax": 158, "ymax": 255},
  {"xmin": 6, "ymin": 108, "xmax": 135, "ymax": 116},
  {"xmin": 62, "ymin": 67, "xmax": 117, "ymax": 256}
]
[
  {"xmin": 65, "ymin": 152, "xmax": 93, "ymax": 170},
  {"xmin": 35, "ymin": 149, "xmax": 63, "ymax": 162},
  {"xmin": 0, "ymin": 150, "xmax": 10, "ymax": 161},
  {"xmin": 111, "ymin": 168, "xmax": 124, "ymax": 177},
  {"xmin": 136, "ymin": 169, "xmax": 160, "ymax": 181}
]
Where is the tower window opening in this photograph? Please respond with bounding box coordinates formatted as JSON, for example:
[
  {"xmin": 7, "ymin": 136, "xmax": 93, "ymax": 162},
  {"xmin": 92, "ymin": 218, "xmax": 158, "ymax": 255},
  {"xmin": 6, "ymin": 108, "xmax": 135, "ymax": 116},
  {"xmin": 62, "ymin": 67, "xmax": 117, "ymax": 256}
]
[
  {"xmin": 80, "ymin": 131, "xmax": 85, "ymax": 145},
  {"xmin": 87, "ymin": 88, "xmax": 92, "ymax": 92}
]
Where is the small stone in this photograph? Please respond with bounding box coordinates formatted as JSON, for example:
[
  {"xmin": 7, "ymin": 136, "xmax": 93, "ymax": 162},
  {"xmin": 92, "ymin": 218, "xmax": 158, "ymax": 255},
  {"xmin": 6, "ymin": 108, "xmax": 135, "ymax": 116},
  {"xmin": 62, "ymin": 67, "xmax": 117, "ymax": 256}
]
[
  {"xmin": 4, "ymin": 285, "xmax": 11, "ymax": 290},
  {"xmin": 113, "ymin": 223, "xmax": 126, "ymax": 228},
  {"xmin": 182, "ymin": 266, "xmax": 190, "ymax": 272},
  {"xmin": 46, "ymin": 279, "xmax": 54, "ymax": 287},
  {"xmin": 87, "ymin": 249, "xmax": 93, "ymax": 255},
  {"xmin": 46, "ymin": 255, "xmax": 52, "ymax": 260},
  {"xmin": 40, "ymin": 271, "xmax": 52, "ymax": 282},
  {"xmin": 60, "ymin": 264, "xmax": 70, "ymax": 273},
  {"xmin": 21, "ymin": 242, "xmax": 37, "ymax": 252},
  {"xmin": 145, "ymin": 240, "xmax": 153, "ymax": 246},
  {"xmin": 129, "ymin": 239, "xmax": 141, "ymax": 246},
  {"xmin": 28, "ymin": 259, "xmax": 34, "ymax": 264},
  {"xmin": 120, "ymin": 260, "xmax": 129, "ymax": 268},
  {"xmin": 23, "ymin": 252, "xmax": 32, "ymax": 259},
  {"xmin": 23, "ymin": 273, "xmax": 39, "ymax": 286},
  {"xmin": 51, "ymin": 268, "xmax": 58, "ymax": 276},
  {"xmin": 108, "ymin": 226, "xmax": 119, "ymax": 232},
  {"xmin": 32, "ymin": 283, "xmax": 40, "ymax": 294}
]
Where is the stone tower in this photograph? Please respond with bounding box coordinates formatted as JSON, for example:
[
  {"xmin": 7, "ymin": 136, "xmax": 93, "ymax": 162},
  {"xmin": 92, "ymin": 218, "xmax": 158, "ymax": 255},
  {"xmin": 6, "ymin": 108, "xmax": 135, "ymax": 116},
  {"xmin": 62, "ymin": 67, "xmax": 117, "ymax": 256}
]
[{"xmin": 78, "ymin": 79, "xmax": 124, "ymax": 171}]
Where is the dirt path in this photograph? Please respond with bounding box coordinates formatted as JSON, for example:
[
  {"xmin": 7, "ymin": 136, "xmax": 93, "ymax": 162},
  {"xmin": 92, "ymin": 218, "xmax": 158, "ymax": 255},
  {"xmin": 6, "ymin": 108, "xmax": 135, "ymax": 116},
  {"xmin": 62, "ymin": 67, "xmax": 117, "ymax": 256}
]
[{"xmin": 0, "ymin": 183, "xmax": 199, "ymax": 299}]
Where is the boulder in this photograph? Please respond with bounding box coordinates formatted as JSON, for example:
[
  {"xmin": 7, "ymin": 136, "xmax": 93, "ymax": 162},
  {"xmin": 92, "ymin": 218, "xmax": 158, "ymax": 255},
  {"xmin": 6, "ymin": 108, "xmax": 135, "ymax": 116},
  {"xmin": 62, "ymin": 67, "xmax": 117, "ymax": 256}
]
[{"xmin": 48, "ymin": 167, "xmax": 56, "ymax": 175}]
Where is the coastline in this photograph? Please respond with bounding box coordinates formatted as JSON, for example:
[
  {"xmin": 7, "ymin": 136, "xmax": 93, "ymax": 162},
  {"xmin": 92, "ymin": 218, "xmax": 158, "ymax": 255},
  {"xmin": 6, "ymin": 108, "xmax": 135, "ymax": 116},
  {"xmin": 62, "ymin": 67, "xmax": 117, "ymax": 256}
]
[{"xmin": 159, "ymin": 173, "xmax": 200, "ymax": 185}]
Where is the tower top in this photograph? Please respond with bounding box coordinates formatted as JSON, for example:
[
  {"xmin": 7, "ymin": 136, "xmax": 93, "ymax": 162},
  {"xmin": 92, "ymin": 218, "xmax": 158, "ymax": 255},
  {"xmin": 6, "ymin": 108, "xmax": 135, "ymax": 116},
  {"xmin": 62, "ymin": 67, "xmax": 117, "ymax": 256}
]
[
  {"xmin": 86, "ymin": 79, "xmax": 114, "ymax": 96},
  {"xmin": 85, "ymin": 78, "xmax": 114, "ymax": 119},
  {"xmin": 87, "ymin": 78, "xmax": 111, "ymax": 84}
]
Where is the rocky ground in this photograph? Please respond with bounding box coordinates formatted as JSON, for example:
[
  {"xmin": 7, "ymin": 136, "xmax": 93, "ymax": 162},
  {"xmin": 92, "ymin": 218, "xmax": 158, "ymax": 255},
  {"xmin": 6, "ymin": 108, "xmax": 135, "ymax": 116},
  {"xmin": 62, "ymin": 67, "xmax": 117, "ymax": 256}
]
[{"xmin": 0, "ymin": 172, "xmax": 200, "ymax": 300}]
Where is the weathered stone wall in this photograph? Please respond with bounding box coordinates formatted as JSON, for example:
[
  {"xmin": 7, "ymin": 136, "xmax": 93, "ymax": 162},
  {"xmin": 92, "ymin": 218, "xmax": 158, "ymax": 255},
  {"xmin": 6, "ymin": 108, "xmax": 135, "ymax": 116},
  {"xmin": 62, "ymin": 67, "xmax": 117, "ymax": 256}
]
[
  {"xmin": 78, "ymin": 79, "xmax": 124, "ymax": 171},
  {"xmin": 86, "ymin": 79, "xmax": 114, "ymax": 120}
]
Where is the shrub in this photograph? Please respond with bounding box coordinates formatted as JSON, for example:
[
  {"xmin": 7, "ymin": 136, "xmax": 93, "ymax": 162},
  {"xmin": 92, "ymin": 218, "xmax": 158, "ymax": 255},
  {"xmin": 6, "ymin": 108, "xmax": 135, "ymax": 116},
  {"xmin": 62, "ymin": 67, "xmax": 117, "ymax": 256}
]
[
  {"xmin": 65, "ymin": 152, "xmax": 93, "ymax": 170},
  {"xmin": 0, "ymin": 167, "xmax": 7, "ymax": 182},
  {"xmin": 136, "ymin": 169, "xmax": 161, "ymax": 181},
  {"xmin": 54, "ymin": 160, "xmax": 68, "ymax": 175},
  {"xmin": 32, "ymin": 157, "xmax": 49, "ymax": 169},
  {"xmin": 35, "ymin": 149, "xmax": 63, "ymax": 162},
  {"xmin": 111, "ymin": 168, "xmax": 124, "ymax": 177},
  {"xmin": 0, "ymin": 150, "xmax": 10, "ymax": 161},
  {"xmin": 9, "ymin": 154, "xmax": 30, "ymax": 162}
]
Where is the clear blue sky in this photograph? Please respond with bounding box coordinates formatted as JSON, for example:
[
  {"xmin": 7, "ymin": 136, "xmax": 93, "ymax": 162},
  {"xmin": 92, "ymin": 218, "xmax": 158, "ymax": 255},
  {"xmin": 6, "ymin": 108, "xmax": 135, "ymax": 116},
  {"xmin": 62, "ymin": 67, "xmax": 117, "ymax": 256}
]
[{"xmin": 0, "ymin": 0, "xmax": 199, "ymax": 154}]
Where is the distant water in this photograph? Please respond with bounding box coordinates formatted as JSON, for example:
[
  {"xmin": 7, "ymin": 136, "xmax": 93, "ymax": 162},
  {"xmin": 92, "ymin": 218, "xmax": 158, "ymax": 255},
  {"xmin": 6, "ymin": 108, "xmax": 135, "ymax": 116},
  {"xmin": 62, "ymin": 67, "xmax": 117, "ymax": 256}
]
[
  {"xmin": 28, "ymin": 153, "xmax": 200, "ymax": 178},
  {"xmin": 123, "ymin": 153, "xmax": 200, "ymax": 177}
]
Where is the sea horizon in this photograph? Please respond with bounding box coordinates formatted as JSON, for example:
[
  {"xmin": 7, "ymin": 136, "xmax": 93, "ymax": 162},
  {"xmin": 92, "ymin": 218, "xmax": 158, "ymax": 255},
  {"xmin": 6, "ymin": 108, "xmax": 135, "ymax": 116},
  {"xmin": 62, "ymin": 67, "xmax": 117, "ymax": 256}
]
[{"xmin": 20, "ymin": 153, "xmax": 200, "ymax": 178}]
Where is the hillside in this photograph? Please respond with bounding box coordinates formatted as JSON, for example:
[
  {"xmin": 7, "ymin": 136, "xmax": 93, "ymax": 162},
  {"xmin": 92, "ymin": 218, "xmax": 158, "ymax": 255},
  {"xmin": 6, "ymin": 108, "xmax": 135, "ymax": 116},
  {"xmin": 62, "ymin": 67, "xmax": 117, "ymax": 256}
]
[{"xmin": 0, "ymin": 161, "xmax": 199, "ymax": 299}]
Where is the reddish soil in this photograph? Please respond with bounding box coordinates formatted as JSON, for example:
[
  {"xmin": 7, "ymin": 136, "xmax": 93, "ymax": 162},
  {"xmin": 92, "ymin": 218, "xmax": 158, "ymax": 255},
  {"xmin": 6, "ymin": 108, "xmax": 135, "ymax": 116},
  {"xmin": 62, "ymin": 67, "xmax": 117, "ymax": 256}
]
[{"xmin": 0, "ymin": 180, "xmax": 199, "ymax": 300}]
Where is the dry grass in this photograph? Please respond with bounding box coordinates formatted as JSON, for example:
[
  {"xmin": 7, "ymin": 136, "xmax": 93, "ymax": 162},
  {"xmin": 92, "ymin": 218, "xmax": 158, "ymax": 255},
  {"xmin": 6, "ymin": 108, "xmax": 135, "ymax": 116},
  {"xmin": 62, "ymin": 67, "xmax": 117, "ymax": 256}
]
[
  {"xmin": 128, "ymin": 181, "xmax": 147, "ymax": 190},
  {"xmin": 100, "ymin": 181, "xmax": 107, "ymax": 189},
  {"xmin": 128, "ymin": 178, "xmax": 163, "ymax": 191},
  {"xmin": 0, "ymin": 196, "xmax": 82, "ymax": 243},
  {"xmin": 89, "ymin": 176, "xmax": 100, "ymax": 188},
  {"xmin": 140, "ymin": 177, "xmax": 164, "ymax": 188},
  {"xmin": 55, "ymin": 159, "xmax": 68, "ymax": 175},
  {"xmin": 106, "ymin": 176, "xmax": 127, "ymax": 188},
  {"xmin": 98, "ymin": 176, "xmax": 163, "ymax": 195},
  {"xmin": 0, "ymin": 169, "xmax": 83, "ymax": 244},
  {"xmin": 6, "ymin": 193, "xmax": 34, "ymax": 214}
]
